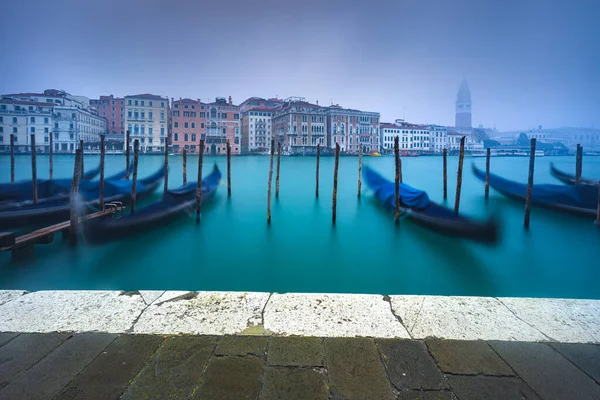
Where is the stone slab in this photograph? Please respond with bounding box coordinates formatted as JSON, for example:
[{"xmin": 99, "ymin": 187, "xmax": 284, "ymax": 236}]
[
  {"xmin": 550, "ymin": 343, "xmax": 600, "ymax": 384},
  {"xmin": 0, "ymin": 333, "xmax": 117, "ymax": 400},
  {"xmin": 121, "ymin": 336, "xmax": 217, "ymax": 400},
  {"xmin": 265, "ymin": 293, "xmax": 410, "ymax": 338},
  {"xmin": 490, "ymin": 341, "xmax": 600, "ymax": 400},
  {"xmin": 55, "ymin": 334, "xmax": 163, "ymax": 400},
  {"xmin": 133, "ymin": 291, "xmax": 270, "ymax": 335},
  {"xmin": 267, "ymin": 336, "xmax": 323, "ymax": 367},
  {"xmin": 325, "ymin": 337, "xmax": 394, "ymax": 400},
  {"xmin": 215, "ymin": 335, "xmax": 267, "ymax": 356},
  {"xmin": 0, "ymin": 291, "xmax": 146, "ymax": 333},
  {"xmin": 191, "ymin": 356, "xmax": 264, "ymax": 400},
  {"xmin": 426, "ymin": 340, "xmax": 513, "ymax": 376},
  {"xmin": 262, "ymin": 367, "xmax": 329, "ymax": 400},
  {"xmin": 0, "ymin": 290, "xmax": 27, "ymax": 306},
  {"xmin": 500, "ymin": 297, "xmax": 600, "ymax": 343},
  {"xmin": 138, "ymin": 290, "xmax": 165, "ymax": 305},
  {"xmin": 0, "ymin": 332, "xmax": 19, "ymax": 347},
  {"xmin": 154, "ymin": 290, "xmax": 196, "ymax": 304},
  {"xmin": 397, "ymin": 391, "xmax": 456, "ymax": 400},
  {"xmin": 447, "ymin": 375, "xmax": 541, "ymax": 400},
  {"xmin": 0, "ymin": 333, "xmax": 70, "ymax": 389},
  {"xmin": 376, "ymin": 339, "xmax": 447, "ymax": 390},
  {"xmin": 390, "ymin": 296, "xmax": 546, "ymax": 341}
]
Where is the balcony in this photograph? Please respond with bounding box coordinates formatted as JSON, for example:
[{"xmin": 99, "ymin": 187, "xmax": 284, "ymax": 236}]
[
  {"xmin": 128, "ymin": 117, "xmax": 146, "ymax": 122},
  {"xmin": 206, "ymin": 128, "xmax": 223, "ymax": 137}
]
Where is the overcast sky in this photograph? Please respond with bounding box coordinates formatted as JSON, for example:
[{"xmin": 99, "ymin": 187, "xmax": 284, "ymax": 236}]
[{"xmin": 1, "ymin": 0, "xmax": 598, "ymax": 131}]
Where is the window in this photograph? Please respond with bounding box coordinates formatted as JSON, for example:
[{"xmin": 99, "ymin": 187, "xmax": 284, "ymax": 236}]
[
  {"xmin": 148, "ymin": 138, "xmax": 153, "ymax": 143},
  {"xmin": 221, "ymin": 112, "xmax": 227, "ymax": 119},
  {"xmin": 184, "ymin": 133, "xmax": 189, "ymax": 141},
  {"xmin": 184, "ymin": 111, "xmax": 190, "ymax": 117},
  {"xmin": 160, "ymin": 112, "xmax": 165, "ymax": 121},
  {"xmin": 30, "ymin": 117, "xmax": 35, "ymax": 123},
  {"xmin": 134, "ymin": 124, "xmax": 139, "ymax": 134},
  {"xmin": 160, "ymin": 127, "xmax": 165, "ymax": 136},
  {"xmin": 174, "ymin": 122, "xmax": 179, "ymax": 128},
  {"xmin": 161, "ymin": 102, "xmax": 165, "ymax": 107},
  {"xmin": 128, "ymin": 111, "xmax": 132, "ymax": 118},
  {"xmin": 191, "ymin": 122, "xmax": 196, "ymax": 128},
  {"xmin": 141, "ymin": 100, "xmax": 145, "ymax": 106},
  {"xmin": 223, "ymin": 128, "xmax": 226, "ymax": 134},
  {"xmin": 128, "ymin": 100, "xmax": 132, "ymax": 105},
  {"xmin": 13, "ymin": 117, "xmax": 17, "ymax": 124},
  {"xmin": 13, "ymin": 127, "xmax": 17, "ymax": 134},
  {"xmin": 211, "ymin": 108, "xmax": 217, "ymax": 118},
  {"xmin": 141, "ymin": 111, "xmax": 145, "ymax": 119},
  {"xmin": 141, "ymin": 125, "xmax": 145, "ymax": 134},
  {"xmin": 184, "ymin": 105, "xmax": 188, "ymax": 109},
  {"xmin": 201, "ymin": 123, "xmax": 204, "ymax": 128},
  {"xmin": 174, "ymin": 133, "xmax": 179, "ymax": 141},
  {"xmin": 234, "ymin": 113, "xmax": 239, "ymax": 119},
  {"xmin": 149, "ymin": 101, "xmax": 153, "ymax": 107},
  {"xmin": 30, "ymin": 127, "xmax": 35, "ymax": 133},
  {"xmin": 191, "ymin": 133, "xmax": 196, "ymax": 142},
  {"xmin": 44, "ymin": 117, "xmax": 49, "ymax": 124},
  {"xmin": 302, "ymin": 115, "xmax": 307, "ymax": 122},
  {"xmin": 200, "ymin": 112, "xmax": 205, "ymax": 118},
  {"xmin": 44, "ymin": 127, "xmax": 49, "ymax": 133},
  {"xmin": 184, "ymin": 122, "xmax": 189, "ymax": 128},
  {"xmin": 149, "ymin": 127, "xmax": 153, "ymax": 135},
  {"xmin": 173, "ymin": 111, "xmax": 179, "ymax": 116}
]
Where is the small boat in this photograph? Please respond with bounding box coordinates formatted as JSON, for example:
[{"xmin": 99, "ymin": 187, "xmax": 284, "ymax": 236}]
[
  {"xmin": 367, "ymin": 151, "xmax": 381, "ymax": 157},
  {"xmin": 550, "ymin": 163, "xmax": 599, "ymax": 186},
  {"xmin": 363, "ymin": 166, "xmax": 498, "ymax": 243},
  {"xmin": 0, "ymin": 165, "xmax": 166, "ymax": 229},
  {"xmin": 83, "ymin": 165, "xmax": 221, "ymax": 244},
  {"xmin": 400, "ymin": 151, "xmax": 419, "ymax": 157},
  {"xmin": 473, "ymin": 164, "xmax": 598, "ymax": 218}
]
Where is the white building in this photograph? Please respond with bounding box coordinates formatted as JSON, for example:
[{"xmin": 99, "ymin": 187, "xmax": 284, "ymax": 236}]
[
  {"xmin": 380, "ymin": 119, "xmax": 430, "ymax": 153},
  {"xmin": 0, "ymin": 99, "xmax": 54, "ymax": 152},
  {"xmin": 124, "ymin": 94, "xmax": 169, "ymax": 153},
  {"xmin": 429, "ymin": 125, "xmax": 447, "ymax": 153},
  {"xmin": 241, "ymin": 108, "xmax": 273, "ymax": 153}
]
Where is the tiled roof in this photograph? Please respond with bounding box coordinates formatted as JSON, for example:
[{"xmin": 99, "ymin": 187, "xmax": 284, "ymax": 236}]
[{"xmin": 125, "ymin": 93, "xmax": 167, "ymax": 100}]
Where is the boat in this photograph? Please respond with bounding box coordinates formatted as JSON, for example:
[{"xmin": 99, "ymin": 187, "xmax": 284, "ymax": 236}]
[
  {"xmin": 472, "ymin": 164, "xmax": 598, "ymax": 218},
  {"xmin": 0, "ymin": 165, "xmax": 166, "ymax": 229},
  {"xmin": 363, "ymin": 166, "xmax": 498, "ymax": 243},
  {"xmin": 550, "ymin": 163, "xmax": 599, "ymax": 187},
  {"xmin": 367, "ymin": 151, "xmax": 381, "ymax": 157},
  {"xmin": 400, "ymin": 151, "xmax": 419, "ymax": 157},
  {"xmin": 83, "ymin": 164, "xmax": 221, "ymax": 244}
]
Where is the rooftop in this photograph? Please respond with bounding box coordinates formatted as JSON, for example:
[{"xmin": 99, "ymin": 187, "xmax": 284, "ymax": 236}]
[
  {"xmin": 0, "ymin": 99, "xmax": 56, "ymax": 107},
  {"xmin": 125, "ymin": 93, "xmax": 167, "ymax": 101}
]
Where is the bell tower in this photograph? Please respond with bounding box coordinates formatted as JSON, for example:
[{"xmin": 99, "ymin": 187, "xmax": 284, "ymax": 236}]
[{"xmin": 455, "ymin": 79, "xmax": 472, "ymax": 128}]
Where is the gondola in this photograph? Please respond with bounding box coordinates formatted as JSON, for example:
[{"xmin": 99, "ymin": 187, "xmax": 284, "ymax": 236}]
[
  {"xmin": 550, "ymin": 163, "xmax": 599, "ymax": 186},
  {"xmin": 0, "ymin": 165, "xmax": 166, "ymax": 229},
  {"xmin": 363, "ymin": 166, "xmax": 498, "ymax": 243},
  {"xmin": 473, "ymin": 164, "xmax": 598, "ymax": 217},
  {"xmin": 83, "ymin": 164, "xmax": 221, "ymax": 244}
]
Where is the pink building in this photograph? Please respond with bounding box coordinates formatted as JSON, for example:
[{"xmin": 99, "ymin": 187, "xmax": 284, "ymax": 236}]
[
  {"xmin": 171, "ymin": 98, "xmax": 206, "ymax": 154},
  {"xmin": 90, "ymin": 95, "xmax": 124, "ymax": 135},
  {"xmin": 204, "ymin": 96, "xmax": 241, "ymax": 155}
]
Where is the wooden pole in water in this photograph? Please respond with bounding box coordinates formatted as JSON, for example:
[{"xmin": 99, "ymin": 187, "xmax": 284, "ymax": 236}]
[
  {"xmin": 454, "ymin": 136, "xmax": 465, "ymax": 214},
  {"xmin": 267, "ymin": 139, "xmax": 275, "ymax": 224},
  {"xmin": 575, "ymin": 144, "xmax": 582, "ymax": 186},
  {"xmin": 99, "ymin": 134, "xmax": 105, "ymax": 209},
  {"xmin": 10, "ymin": 134, "xmax": 15, "ymax": 183},
  {"xmin": 394, "ymin": 136, "xmax": 400, "ymax": 224},
  {"xmin": 196, "ymin": 139, "xmax": 204, "ymax": 223},
  {"xmin": 226, "ymin": 139, "xmax": 231, "ymax": 197},
  {"xmin": 130, "ymin": 139, "xmax": 139, "ymax": 214},
  {"xmin": 332, "ymin": 142, "xmax": 340, "ymax": 224},
  {"xmin": 484, "ymin": 147, "xmax": 491, "ymax": 200},
  {"xmin": 442, "ymin": 148, "xmax": 447, "ymax": 200},
  {"xmin": 182, "ymin": 149, "xmax": 187, "ymax": 185},
  {"xmin": 524, "ymin": 138, "xmax": 536, "ymax": 229},
  {"xmin": 596, "ymin": 181, "xmax": 600, "ymax": 227},
  {"xmin": 49, "ymin": 132, "xmax": 53, "ymax": 180},
  {"xmin": 69, "ymin": 149, "xmax": 82, "ymax": 246},
  {"xmin": 315, "ymin": 143, "xmax": 320, "ymax": 198},
  {"xmin": 163, "ymin": 133, "xmax": 169, "ymax": 192},
  {"xmin": 30, "ymin": 134, "xmax": 38, "ymax": 204},
  {"xmin": 125, "ymin": 130, "xmax": 131, "ymax": 180},
  {"xmin": 79, "ymin": 139, "xmax": 84, "ymax": 177},
  {"xmin": 357, "ymin": 145, "xmax": 362, "ymax": 197},
  {"xmin": 276, "ymin": 141, "xmax": 281, "ymax": 198}
]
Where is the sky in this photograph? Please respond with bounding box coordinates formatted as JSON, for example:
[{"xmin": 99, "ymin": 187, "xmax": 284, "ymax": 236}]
[{"xmin": 0, "ymin": 0, "xmax": 599, "ymax": 131}]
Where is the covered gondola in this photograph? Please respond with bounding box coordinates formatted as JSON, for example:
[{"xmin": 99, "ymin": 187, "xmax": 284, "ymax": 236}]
[
  {"xmin": 363, "ymin": 166, "xmax": 498, "ymax": 243},
  {"xmin": 550, "ymin": 163, "xmax": 599, "ymax": 186},
  {"xmin": 473, "ymin": 164, "xmax": 598, "ymax": 217},
  {"xmin": 83, "ymin": 164, "xmax": 221, "ymax": 244}
]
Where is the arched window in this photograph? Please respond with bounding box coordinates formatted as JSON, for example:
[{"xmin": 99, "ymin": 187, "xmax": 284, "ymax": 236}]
[
  {"xmin": 174, "ymin": 133, "xmax": 179, "ymax": 141},
  {"xmin": 141, "ymin": 125, "xmax": 145, "ymax": 134},
  {"xmin": 333, "ymin": 123, "xmax": 336, "ymax": 134},
  {"xmin": 341, "ymin": 123, "xmax": 345, "ymax": 134},
  {"xmin": 127, "ymin": 124, "xmax": 132, "ymax": 133},
  {"xmin": 210, "ymin": 107, "xmax": 217, "ymax": 119},
  {"xmin": 184, "ymin": 133, "xmax": 189, "ymax": 141},
  {"xmin": 134, "ymin": 124, "xmax": 139, "ymax": 134}
]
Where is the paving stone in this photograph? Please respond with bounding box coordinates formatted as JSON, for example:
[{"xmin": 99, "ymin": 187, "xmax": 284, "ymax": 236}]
[
  {"xmin": 262, "ymin": 367, "xmax": 328, "ymax": 400},
  {"xmin": 122, "ymin": 336, "xmax": 217, "ymax": 400},
  {"xmin": 447, "ymin": 375, "xmax": 540, "ymax": 400},
  {"xmin": 426, "ymin": 340, "xmax": 513, "ymax": 376},
  {"xmin": 0, "ymin": 333, "xmax": 70, "ymax": 389},
  {"xmin": 55, "ymin": 334, "xmax": 163, "ymax": 400},
  {"xmin": 0, "ymin": 332, "xmax": 19, "ymax": 347},
  {"xmin": 490, "ymin": 341, "xmax": 600, "ymax": 400},
  {"xmin": 377, "ymin": 339, "xmax": 447, "ymax": 391},
  {"xmin": 215, "ymin": 335, "xmax": 267, "ymax": 356},
  {"xmin": 267, "ymin": 336, "xmax": 323, "ymax": 366},
  {"xmin": 0, "ymin": 333, "xmax": 117, "ymax": 400},
  {"xmin": 550, "ymin": 343, "xmax": 600, "ymax": 384},
  {"xmin": 325, "ymin": 337, "xmax": 394, "ymax": 400},
  {"xmin": 397, "ymin": 390, "xmax": 456, "ymax": 400},
  {"xmin": 192, "ymin": 356, "xmax": 264, "ymax": 400}
]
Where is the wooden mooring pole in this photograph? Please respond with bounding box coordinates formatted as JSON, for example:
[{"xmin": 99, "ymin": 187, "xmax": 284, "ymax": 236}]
[
  {"xmin": 125, "ymin": 130, "xmax": 131, "ymax": 180},
  {"xmin": 394, "ymin": 136, "xmax": 400, "ymax": 224},
  {"xmin": 442, "ymin": 148, "xmax": 447, "ymax": 200},
  {"xmin": 163, "ymin": 133, "xmax": 169, "ymax": 192},
  {"xmin": 49, "ymin": 132, "xmax": 53, "ymax": 180},
  {"xmin": 130, "ymin": 140, "xmax": 139, "ymax": 214},
  {"xmin": 315, "ymin": 143, "xmax": 320, "ymax": 198},
  {"xmin": 30, "ymin": 134, "xmax": 38, "ymax": 204},
  {"xmin": 10, "ymin": 134, "xmax": 15, "ymax": 183},
  {"xmin": 69, "ymin": 149, "xmax": 82, "ymax": 246},
  {"xmin": 524, "ymin": 138, "xmax": 536, "ymax": 229},
  {"xmin": 267, "ymin": 139, "xmax": 275, "ymax": 224},
  {"xmin": 226, "ymin": 139, "xmax": 231, "ymax": 197},
  {"xmin": 484, "ymin": 147, "xmax": 491, "ymax": 200},
  {"xmin": 575, "ymin": 144, "xmax": 582, "ymax": 186},
  {"xmin": 332, "ymin": 142, "xmax": 340, "ymax": 224},
  {"xmin": 454, "ymin": 136, "xmax": 465, "ymax": 214},
  {"xmin": 276, "ymin": 141, "xmax": 281, "ymax": 198},
  {"xmin": 80, "ymin": 139, "xmax": 84, "ymax": 177},
  {"xmin": 196, "ymin": 139, "xmax": 204, "ymax": 223},
  {"xmin": 99, "ymin": 135, "xmax": 105, "ymax": 209},
  {"xmin": 357, "ymin": 145, "xmax": 362, "ymax": 197},
  {"xmin": 182, "ymin": 149, "xmax": 187, "ymax": 185},
  {"xmin": 596, "ymin": 181, "xmax": 600, "ymax": 227}
]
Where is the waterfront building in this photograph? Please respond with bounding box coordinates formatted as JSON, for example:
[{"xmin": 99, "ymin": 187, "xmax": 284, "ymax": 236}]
[
  {"xmin": 455, "ymin": 79, "xmax": 472, "ymax": 129},
  {"xmin": 447, "ymin": 131, "xmax": 483, "ymax": 151},
  {"xmin": 271, "ymin": 97, "xmax": 327, "ymax": 155},
  {"xmin": 204, "ymin": 96, "xmax": 241, "ymax": 155},
  {"xmin": 429, "ymin": 125, "xmax": 447, "ymax": 153},
  {"xmin": 380, "ymin": 120, "xmax": 430, "ymax": 153},
  {"xmin": 0, "ymin": 99, "xmax": 54, "ymax": 152},
  {"xmin": 124, "ymin": 94, "xmax": 169, "ymax": 153},
  {"xmin": 239, "ymin": 97, "xmax": 284, "ymax": 154},
  {"xmin": 326, "ymin": 105, "xmax": 380, "ymax": 153},
  {"xmin": 171, "ymin": 98, "xmax": 205, "ymax": 154},
  {"xmin": 90, "ymin": 95, "xmax": 124, "ymax": 135}
]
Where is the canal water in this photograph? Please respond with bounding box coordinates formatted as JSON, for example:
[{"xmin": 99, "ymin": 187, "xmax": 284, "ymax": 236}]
[{"xmin": 1, "ymin": 154, "xmax": 599, "ymax": 299}]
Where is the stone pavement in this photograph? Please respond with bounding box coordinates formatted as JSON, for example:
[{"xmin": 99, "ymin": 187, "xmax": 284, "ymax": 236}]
[{"xmin": 0, "ymin": 333, "xmax": 599, "ymax": 400}]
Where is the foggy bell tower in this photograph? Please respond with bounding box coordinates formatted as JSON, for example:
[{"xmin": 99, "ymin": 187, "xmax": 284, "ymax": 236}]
[{"xmin": 455, "ymin": 79, "xmax": 472, "ymax": 128}]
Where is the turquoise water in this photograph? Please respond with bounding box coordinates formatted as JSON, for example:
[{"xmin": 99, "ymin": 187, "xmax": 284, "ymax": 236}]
[{"xmin": 0, "ymin": 154, "xmax": 599, "ymax": 299}]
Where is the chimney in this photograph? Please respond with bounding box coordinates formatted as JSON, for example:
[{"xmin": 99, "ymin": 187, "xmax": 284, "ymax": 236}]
[
  {"xmin": 316, "ymin": 100, "xmax": 319, "ymax": 105},
  {"xmin": 228, "ymin": 96, "xmax": 232, "ymax": 105}
]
